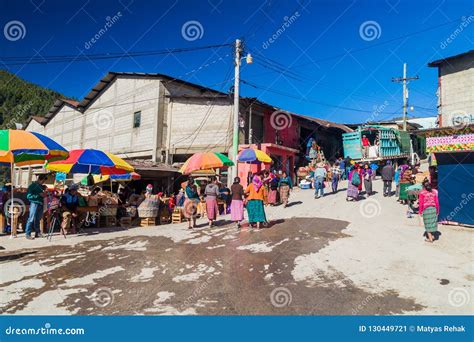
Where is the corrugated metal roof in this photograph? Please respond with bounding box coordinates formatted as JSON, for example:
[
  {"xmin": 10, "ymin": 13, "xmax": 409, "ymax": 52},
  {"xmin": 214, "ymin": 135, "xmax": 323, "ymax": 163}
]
[
  {"xmin": 78, "ymin": 71, "xmax": 228, "ymax": 110},
  {"xmin": 127, "ymin": 159, "xmax": 180, "ymax": 173},
  {"xmin": 428, "ymin": 50, "xmax": 474, "ymax": 67},
  {"xmin": 292, "ymin": 113, "xmax": 353, "ymax": 132}
]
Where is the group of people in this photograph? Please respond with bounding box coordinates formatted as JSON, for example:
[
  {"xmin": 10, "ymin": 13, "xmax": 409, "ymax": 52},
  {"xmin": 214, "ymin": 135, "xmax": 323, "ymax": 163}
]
[
  {"xmin": 345, "ymin": 162, "xmax": 376, "ymax": 201},
  {"xmin": 361, "ymin": 134, "xmax": 380, "ymax": 159},
  {"xmin": 17, "ymin": 175, "xmax": 86, "ymax": 239},
  {"xmin": 307, "ymin": 158, "xmax": 376, "ymax": 200},
  {"xmin": 182, "ymin": 170, "xmax": 294, "ymax": 230},
  {"xmin": 346, "ymin": 157, "xmax": 440, "ymax": 243}
]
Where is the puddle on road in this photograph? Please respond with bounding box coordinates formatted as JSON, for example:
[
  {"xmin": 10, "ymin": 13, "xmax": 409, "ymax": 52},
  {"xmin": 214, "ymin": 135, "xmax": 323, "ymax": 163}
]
[{"xmin": 0, "ymin": 217, "xmax": 423, "ymax": 315}]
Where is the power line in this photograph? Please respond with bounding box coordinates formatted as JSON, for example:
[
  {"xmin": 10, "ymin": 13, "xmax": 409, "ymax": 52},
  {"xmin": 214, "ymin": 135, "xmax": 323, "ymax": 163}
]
[
  {"xmin": 241, "ymin": 79, "xmax": 402, "ymax": 115},
  {"xmin": 249, "ymin": 53, "xmax": 402, "ymax": 105},
  {"xmin": 0, "ymin": 43, "xmax": 233, "ymax": 66}
]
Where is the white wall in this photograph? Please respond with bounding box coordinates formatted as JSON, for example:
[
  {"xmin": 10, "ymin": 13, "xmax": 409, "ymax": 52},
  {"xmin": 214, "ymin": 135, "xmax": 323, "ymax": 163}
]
[
  {"xmin": 24, "ymin": 119, "xmax": 45, "ymax": 134},
  {"xmin": 439, "ymin": 56, "xmax": 474, "ymax": 127},
  {"xmin": 163, "ymin": 82, "xmax": 233, "ymax": 155},
  {"xmin": 25, "ymin": 104, "xmax": 83, "ymax": 151},
  {"xmin": 82, "ymin": 77, "xmax": 160, "ymax": 158},
  {"xmin": 168, "ymin": 98, "xmax": 232, "ymax": 154}
]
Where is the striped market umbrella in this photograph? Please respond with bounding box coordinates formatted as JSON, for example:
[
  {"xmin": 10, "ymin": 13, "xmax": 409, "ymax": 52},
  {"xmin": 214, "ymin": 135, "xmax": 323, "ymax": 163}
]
[
  {"xmin": 0, "ymin": 129, "xmax": 68, "ymax": 238},
  {"xmin": 179, "ymin": 152, "xmax": 233, "ymax": 174},
  {"xmin": 0, "ymin": 129, "xmax": 68, "ymax": 166},
  {"xmin": 46, "ymin": 149, "xmax": 133, "ymax": 175},
  {"xmin": 237, "ymin": 148, "xmax": 272, "ymax": 164}
]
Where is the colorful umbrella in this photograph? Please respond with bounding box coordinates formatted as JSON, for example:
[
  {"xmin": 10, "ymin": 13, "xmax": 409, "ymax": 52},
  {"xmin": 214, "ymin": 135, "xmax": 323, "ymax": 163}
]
[
  {"xmin": 81, "ymin": 174, "xmax": 110, "ymax": 185},
  {"xmin": 237, "ymin": 148, "xmax": 272, "ymax": 164},
  {"xmin": 179, "ymin": 152, "xmax": 233, "ymax": 174},
  {"xmin": 0, "ymin": 130, "xmax": 68, "ymax": 238},
  {"xmin": 110, "ymin": 172, "xmax": 141, "ymax": 181},
  {"xmin": 46, "ymin": 149, "xmax": 134, "ymax": 175},
  {"xmin": 0, "ymin": 129, "xmax": 68, "ymax": 166}
]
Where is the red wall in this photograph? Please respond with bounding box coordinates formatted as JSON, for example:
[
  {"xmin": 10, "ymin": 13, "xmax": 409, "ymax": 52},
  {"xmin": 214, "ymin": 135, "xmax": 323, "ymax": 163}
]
[
  {"xmin": 237, "ymin": 144, "xmax": 296, "ymax": 187},
  {"xmin": 263, "ymin": 109, "xmax": 300, "ymax": 149}
]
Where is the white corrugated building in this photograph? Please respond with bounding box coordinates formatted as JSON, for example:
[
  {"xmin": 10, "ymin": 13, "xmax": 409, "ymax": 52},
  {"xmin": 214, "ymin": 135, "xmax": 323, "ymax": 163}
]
[{"xmin": 19, "ymin": 72, "xmax": 235, "ymax": 187}]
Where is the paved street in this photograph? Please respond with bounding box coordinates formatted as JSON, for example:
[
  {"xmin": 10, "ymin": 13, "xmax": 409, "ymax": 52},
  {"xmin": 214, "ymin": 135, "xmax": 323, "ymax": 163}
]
[{"xmin": 0, "ymin": 179, "xmax": 472, "ymax": 315}]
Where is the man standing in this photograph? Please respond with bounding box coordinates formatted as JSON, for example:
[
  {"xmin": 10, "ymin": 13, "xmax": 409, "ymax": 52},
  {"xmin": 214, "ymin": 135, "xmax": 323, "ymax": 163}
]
[
  {"xmin": 330, "ymin": 162, "xmax": 342, "ymax": 193},
  {"xmin": 381, "ymin": 160, "xmax": 395, "ymax": 197},
  {"xmin": 344, "ymin": 156, "xmax": 352, "ymax": 179},
  {"xmin": 361, "ymin": 135, "xmax": 370, "ymax": 158},
  {"xmin": 25, "ymin": 174, "xmax": 47, "ymax": 239}
]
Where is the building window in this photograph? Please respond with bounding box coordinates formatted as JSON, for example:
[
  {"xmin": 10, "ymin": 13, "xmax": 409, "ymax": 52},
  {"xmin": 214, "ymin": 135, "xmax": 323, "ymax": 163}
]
[{"xmin": 133, "ymin": 111, "xmax": 141, "ymax": 128}]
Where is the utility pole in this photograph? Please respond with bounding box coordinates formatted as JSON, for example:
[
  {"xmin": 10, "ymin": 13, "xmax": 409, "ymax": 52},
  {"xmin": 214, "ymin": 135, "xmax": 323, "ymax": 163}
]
[
  {"xmin": 231, "ymin": 39, "xmax": 242, "ymax": 181},
  {"xmin": 392, "ymin": 63, "xmax": 419, "ymax": 131},
  {"xmin": 248, "ymin": 102, "xmax": 253, "ymax": 144}
]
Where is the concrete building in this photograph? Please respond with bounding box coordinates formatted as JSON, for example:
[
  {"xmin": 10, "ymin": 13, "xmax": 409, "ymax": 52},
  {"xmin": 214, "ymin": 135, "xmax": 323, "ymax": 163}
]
[
  {"xmin": 21, "ymin": 72, "xmax": 351, "ymax": 188},
  {"xmin": 428, "ymin": 50, "xmax": 474, "ymax": 127}
]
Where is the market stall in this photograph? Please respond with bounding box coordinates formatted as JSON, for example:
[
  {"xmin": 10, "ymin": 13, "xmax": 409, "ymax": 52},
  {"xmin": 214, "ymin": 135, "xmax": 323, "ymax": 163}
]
[
  {"xmin": 0, "ymin": 129, "xmax": 69, "ymax": 237},
  {"xmin": 46, "ymin": 149, "xmax": 134, "ymax": 229},
  {"xmin": 417, "ymin": 125, "xmax": 474, "ymax": 227}
]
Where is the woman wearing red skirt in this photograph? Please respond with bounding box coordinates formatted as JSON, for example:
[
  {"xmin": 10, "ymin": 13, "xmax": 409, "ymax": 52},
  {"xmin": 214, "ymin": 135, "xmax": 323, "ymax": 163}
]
[
  {"xmin": 230, "ymin": 177, "xmax": 245, "ymax": 228},
  {"xmin": 204, "ymin": 177, "xmax": 220, "ymax": 227}
]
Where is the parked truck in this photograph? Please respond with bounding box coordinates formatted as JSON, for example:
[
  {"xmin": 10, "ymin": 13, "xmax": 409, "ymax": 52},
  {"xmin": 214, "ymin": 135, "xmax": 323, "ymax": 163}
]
[{"xmin": 342, "ymin": 125, "xmax": 417, "ymax": 164}]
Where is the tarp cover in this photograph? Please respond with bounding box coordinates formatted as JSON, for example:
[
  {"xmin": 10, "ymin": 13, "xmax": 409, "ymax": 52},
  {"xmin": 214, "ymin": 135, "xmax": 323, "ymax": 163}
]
[{"xmin": 436, "ymin": 151, "xmax": 474, "ymax": 225}]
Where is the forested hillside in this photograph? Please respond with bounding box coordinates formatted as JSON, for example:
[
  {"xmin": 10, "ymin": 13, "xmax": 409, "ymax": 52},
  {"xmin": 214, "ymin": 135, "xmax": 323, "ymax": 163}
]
[{"xmin": 0, "ymin": 69, "xmax": 67, "ymax": 129}]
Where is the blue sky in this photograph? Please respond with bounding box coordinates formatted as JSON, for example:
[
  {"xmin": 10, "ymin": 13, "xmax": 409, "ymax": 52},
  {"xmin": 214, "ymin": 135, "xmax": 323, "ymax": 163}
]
[{"xmin": 0, "ymin": 0, "xmax": 472, "ymax": 123}]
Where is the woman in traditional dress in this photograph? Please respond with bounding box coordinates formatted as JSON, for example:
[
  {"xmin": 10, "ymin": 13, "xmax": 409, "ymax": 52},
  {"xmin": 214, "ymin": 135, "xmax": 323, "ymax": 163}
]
[
  {"xmin": 245, "ymin": 174, "xmax": 266, "ymax": 229},
  {"xmin": 419, "ymin": 179, "xmax": 439, "ymax": 243},
  {"xmin": 278, "ymin": 171, "xmax": 293, "ymax": 207},
  {"xmin": 267, "ymin": 172, "xmax": 278, "ymax": 205},
  {"xmin": 204, "ymin": 177, "xmax": 220, "ymax": 227},
  {"xmin": 362, "ymin": 163, "xmax": 374, "ymax": 196},
  {"xmin": 184, "ymin": 177, "xmax": 200, "ymax": 229},
  {"xmin": 399, "ymin": 165, "xmax": 413, "ymax": 204},
  {"xmin": 230, "ymin": 177, "xmax": 245, "ymax": 228},
  {"xmin": 346, "ymin": 164, "xmax": 362, "ymax": 201}
]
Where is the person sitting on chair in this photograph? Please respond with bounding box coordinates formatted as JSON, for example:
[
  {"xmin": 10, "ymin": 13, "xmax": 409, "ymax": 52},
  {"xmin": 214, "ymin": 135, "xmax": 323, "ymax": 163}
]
[{"xmin": 61, "ymin": 184, "xmax": 81, "ymax": 234}]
